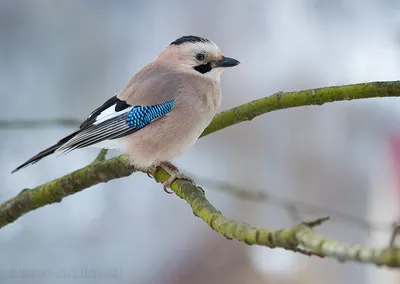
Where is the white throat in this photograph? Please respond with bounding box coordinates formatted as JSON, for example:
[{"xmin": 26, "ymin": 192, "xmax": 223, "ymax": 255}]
[{"xmin": 204, "ymin": 68, "xmax": 223, "ymax": 83}]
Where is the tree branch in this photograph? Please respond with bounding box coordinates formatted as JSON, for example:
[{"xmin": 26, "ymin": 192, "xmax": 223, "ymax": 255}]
[
  {"xmin": 296, "ymin": 225, "xmax": 400, "ymax": 267},
  {"xmin": 2, "ymin": 81, "xmax": 400, "ymax": 131},
  {"xmin": 200, "ymin": 81, "xmax": 400, "ymax": 137},
  {"xmin": 3, "ymin": 81, "xmax": 400, "ymax": 267},
  {"xmin": 193, "ymin": 175, "xmax": 393, "ymax": 233},
  {"xmin": 1, "ymin": 156, "xmax": 135, "ymax": 229},
  {"xmin": 0, "ymin": 118, "xmax": 81, "ymax": 129}
]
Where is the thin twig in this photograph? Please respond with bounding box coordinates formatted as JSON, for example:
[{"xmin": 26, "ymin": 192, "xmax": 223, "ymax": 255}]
[
  {"xmin": 389, "ymin": 220, "xmax": 400, "ymax": 247},
  {"xmin": 91, "ymin": 149, "xmax": 109, "ymax": 164},
  {"xmin": 0, "ymin": 118, "xmax": 81, "ymax": 129},
  {"xmin": 194, "ymin": 176, "xmax": 393, "ymax": 233}
]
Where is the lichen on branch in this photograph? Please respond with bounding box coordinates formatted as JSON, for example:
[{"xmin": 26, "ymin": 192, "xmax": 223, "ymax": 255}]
[{"xmin": 2, "ymin": 80, "xmax": 400, "ymax": 267}]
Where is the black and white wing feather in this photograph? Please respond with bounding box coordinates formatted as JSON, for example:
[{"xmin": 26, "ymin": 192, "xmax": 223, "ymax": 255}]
[
  {"xmin": 11, "ymin": 95, "xmax": 174, "ymax": 173},
  {"xmin": 56, "ymin": 96, "xmax": 134, "ymax": 153},
  {"xmin": 58, "ymin": 95, "xmax": 174, "ymax": 153}
]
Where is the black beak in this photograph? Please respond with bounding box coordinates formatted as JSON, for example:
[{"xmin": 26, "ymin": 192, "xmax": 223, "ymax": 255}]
[{"xmin": 214, "ymin": 56, "xmax": 240, "ymax": 68}]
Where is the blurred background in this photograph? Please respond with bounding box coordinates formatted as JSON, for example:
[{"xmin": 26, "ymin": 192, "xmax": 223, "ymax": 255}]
[{"xmin": 1, "ymin": 0, "xmax": 400, "ymax": 283}]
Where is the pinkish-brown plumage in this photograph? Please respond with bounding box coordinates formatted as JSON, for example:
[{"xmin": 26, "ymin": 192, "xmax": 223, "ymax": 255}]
[
  {"xmin": 118, "ymin": 61, "xmax": 222, "ymax": 169},
  {"xmin": 12, "ymin": 35, "xmax": 240, "ymax": 188}
]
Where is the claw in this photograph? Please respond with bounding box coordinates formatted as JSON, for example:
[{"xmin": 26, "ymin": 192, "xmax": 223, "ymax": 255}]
[
  {"xmin": 146, "ymin": 165, "xmax": 157, "ymax": 179},
  {"xmin": 162, "ymin": 175, "xmax": 178, "ymax": 194},
  {"xmin": 163, "ymin": 185, "xmax": 174, "ymax": 194},
  {"xmin": 159, "ymin": 161, "xmax": 196, "ymax": 194}
]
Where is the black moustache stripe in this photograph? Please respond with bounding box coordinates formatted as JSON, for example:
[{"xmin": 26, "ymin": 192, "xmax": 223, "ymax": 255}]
[{"xmin": 194, "ymin": 63, "xmax": 212, "ymax": 74}]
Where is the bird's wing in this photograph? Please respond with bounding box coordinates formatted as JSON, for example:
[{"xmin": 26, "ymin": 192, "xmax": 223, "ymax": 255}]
[
  {"xmin": 56, "ymin": 95, "xmax": 174, "ymax": 153},
  {"xmin": 11, "ymin": 63, "xmax": 183, "ymax": 173},
  {"xmin": 57, "ymin": 64, "xmax": 186, "ymax": 153}
]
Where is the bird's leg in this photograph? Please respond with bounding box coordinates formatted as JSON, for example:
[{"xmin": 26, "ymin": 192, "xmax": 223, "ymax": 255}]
[{"xmin": 159, "ymin": 161, "xmax": 196, "ymax": 193}]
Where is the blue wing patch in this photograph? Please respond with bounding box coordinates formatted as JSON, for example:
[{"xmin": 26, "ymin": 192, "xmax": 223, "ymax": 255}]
[
  {"xmin": 56, "ymin": 99, "xmax": 175, "ymax": 153},
  {"xmin": 126, "ymin": 100, "xmax": 174, "ymax": 128}
]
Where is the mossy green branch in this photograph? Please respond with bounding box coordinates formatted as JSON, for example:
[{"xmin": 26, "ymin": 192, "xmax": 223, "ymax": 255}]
[
  {"xmin": 2, "ymin": 81, "xmax": 400, "ymax": 132},
  {"xmin": 0, "ymin": 156, "xmax": 135, "ymax": 229},
  {"xmin": 151, "ymin": 166, "xmax": 329, "ymax": 255},
  {"xmin": 2, "ymin": 80, "xmax": 400, "ymax": 267},
  {"xmin": 145, "ymin": 166, "xmax": 400, "ymax": 267},
  {"xmin": 201, "ymin": 81, "xmax": 400, "ymax": 136},
  {"xmin": 296, "ymin": 226, "xmax": 400, "ymax": 267}
]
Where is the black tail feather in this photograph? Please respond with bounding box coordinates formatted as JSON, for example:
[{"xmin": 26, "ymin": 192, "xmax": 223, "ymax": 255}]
[{"xmin": 11, "ymin": 130, "xmax": 79, "ymax": 173}]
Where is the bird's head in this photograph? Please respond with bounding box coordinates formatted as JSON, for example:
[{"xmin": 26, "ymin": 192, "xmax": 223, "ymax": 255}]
[{"xmin": 157, "ymin": 35, "xmax": 240, "ymax": 81}]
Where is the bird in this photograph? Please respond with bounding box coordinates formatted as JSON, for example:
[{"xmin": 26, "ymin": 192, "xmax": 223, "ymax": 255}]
[{"xmin": 11, "ymin": 35, "xmax": 240, "ymax": 190}]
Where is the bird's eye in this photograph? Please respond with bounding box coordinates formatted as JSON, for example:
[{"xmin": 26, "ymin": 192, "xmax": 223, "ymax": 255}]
[{"xmin": 195, "ymin": 53, "xmax": 205, "ymax": 61}]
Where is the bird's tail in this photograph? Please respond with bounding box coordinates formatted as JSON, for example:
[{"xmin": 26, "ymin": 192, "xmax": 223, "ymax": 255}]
[{"xmin": 11, "ymin": 130, "xmax": 79, "ymax": 173}]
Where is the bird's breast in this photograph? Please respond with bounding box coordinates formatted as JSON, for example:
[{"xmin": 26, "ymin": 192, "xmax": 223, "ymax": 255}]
[{"xmin": 123, "ymin": 85, "xmax": 221, "ymax": 168}]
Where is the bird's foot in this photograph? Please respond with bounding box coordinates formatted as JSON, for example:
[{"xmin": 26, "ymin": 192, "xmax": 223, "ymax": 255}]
[
  {"xmin": 159, "ymin": 161, "xmax": 196, "ymax": 194},
  {"xmin": 146, "ymin": 164, "xmax": 157, "ymax": 179},
  {"xmin": 162, "ymin": 172, "xmax": 196, "ymax": 194}
]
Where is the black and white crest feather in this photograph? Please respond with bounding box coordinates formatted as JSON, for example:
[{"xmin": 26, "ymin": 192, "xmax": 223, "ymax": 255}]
[{"xmin": 170, "ymin": 35, "xmax": 211, "ymax": 46}]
